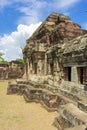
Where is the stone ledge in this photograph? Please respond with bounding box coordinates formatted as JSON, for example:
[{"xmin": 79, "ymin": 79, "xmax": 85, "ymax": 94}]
[
  {"xmin": 65, "ymin": 125, "xmax": 86, "ymax": 130},
  {"xmin": 54, "ymin": 103, "xmax": 87, "ymax": 129},
  {"xmin": 78, "ymin": 101, "xmax": 87, "ymax": 113}
]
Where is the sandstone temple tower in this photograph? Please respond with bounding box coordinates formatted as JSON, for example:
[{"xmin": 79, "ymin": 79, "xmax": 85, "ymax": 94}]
[{"xmin": 23, "ymin": 12, "xmax": 87, "ymax": 85}]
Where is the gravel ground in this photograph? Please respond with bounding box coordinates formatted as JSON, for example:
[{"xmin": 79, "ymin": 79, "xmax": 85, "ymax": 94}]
[{"xmin": 0, "ymin": 81, "xmax": 57, "ymax": 130}]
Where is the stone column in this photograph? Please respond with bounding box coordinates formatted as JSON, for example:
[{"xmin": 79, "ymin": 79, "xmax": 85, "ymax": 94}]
[
  {"xmin": 48, "ymin": 63, "xmax": 51, "ymax": 74},
  {"xmin": 44, "ymin": 54, "xmax": 47, "ymax": 75},
  {"xmin": 25, "ymin": 58, "xmax": 29, "ymax": 80},
  {"xmin": 30, "ymin": 62, "xmax": 32, "ymax": 74},
  {"xmin": 27, "ymin": 58, "xmax": 30, "ymax": 78},
  {"xmin": 57, "ymin": 60, "xmax": 61, "ymax": 72},
  {"xmin": 71, "ymin": 66, "xmax": 78, "ymax": 83},
  {"xmin": 46, "ymin": 34, "xmax": 51, "ymax": 46},
  {"xmin": 6, "ymin": 68, "xmax": 8, "ymax": 79},
  {"xmin": 1, "ymin": 70, "xmax": 4, "ymax": 79}
]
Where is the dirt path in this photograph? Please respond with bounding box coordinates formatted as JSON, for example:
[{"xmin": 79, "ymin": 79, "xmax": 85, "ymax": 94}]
[{"xmin": 0, "ymin": 81, "xmax": 57, "ymax": 130}]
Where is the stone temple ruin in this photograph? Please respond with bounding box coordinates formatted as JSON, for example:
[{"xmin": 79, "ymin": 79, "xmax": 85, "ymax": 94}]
[
  {"xmin": 7, "ymin": 12, "xmax": 87, "ymax": 130},
  {"xmin": 0, "ymin": 60, "xmax": 24, "ymax": 79}
]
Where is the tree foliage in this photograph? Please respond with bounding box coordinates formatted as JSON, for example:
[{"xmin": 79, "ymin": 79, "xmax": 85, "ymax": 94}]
[
  {"xmin": 16, "ymin": 58, "xmax": 24, "ymax": 64},
  {"xmin": 0, "ymin": 52, "xmax": 4, "ymax": 61}
]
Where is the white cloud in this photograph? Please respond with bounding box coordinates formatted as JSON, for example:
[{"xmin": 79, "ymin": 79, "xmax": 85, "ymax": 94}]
[
  {"xmin": 53, "ymin": 0, "xmax": 80, "ymax": 9},
  {"xmin": 83, "ymin": 23, "xmax": 87, "ymax": 29},
  {"xmin": 17, "ymin": 0, "xmax": 47, "ymax": 24},
  {"xmin": 19, "ymin": 0, "xmax": 81, "ymax": 24},
  {"xmin": 0, "ymin": 0, "xmax": 14, "ymax": 9},
  {"xmin": 0, "ymin": 0, "xmax": 81, "ymax": 24},
  {"xmin": 18, "ymin": 11, "xmax": 40, "ymax": 25},
  {"xmin": 0, "ymin": 22, "xmax": 42, "ymax": 61}
]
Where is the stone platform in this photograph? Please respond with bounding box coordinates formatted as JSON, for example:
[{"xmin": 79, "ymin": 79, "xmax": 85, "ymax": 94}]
[{"xmin": 7, "ymin": 78, "xmax": 87, "ymax": 130}]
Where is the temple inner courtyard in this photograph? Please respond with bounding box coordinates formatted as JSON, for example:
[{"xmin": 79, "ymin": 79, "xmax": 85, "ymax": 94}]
[{"xmin": 0, "ymin": 81, "xmax": 57, "ymax": 130}]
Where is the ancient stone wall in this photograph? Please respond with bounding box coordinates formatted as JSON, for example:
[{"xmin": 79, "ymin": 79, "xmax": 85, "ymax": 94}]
[
  {"xmin": 8, "ymin": 61, "xmax": 24, "ymax": 79},
  {"xmin": 0, "ymin": 64, "xmax": 9, "ymax": 79}
]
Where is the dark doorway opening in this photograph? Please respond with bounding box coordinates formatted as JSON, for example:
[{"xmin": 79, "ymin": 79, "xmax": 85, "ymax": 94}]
[
  {"xmin": 50, "ymin": 63, "xmax": 54, "ymax": 75},
  {"xmin": 68, "ymin": 67, "xmax": 71, "ymax": 81},
  {"xmin": 80, "ymin": 67, "xmax": 83, "ymax": 84},
  {"xmin": 34, "ymin": 63, "xmax": 37, "ymax": 74}
]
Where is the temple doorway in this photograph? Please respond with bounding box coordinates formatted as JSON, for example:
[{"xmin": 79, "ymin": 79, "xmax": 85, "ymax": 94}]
[
  {"xmin": 34, "ymin": 63, "xmax": 37, "ymax": 74},
  {"xmin": 68, "ymin": 67, "xmax": 71, "ymax": 81},
  {"xmin": 50, "ymin": 63, "xmax": 54, "ymax": 75},
  {"xmin": 79, "ymin": 67, "xmax": 83, "ymax": 84}
]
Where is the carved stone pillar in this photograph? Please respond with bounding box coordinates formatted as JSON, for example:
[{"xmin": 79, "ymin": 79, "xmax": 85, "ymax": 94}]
[
  {"xmin": 48, "ymin": 63, "xmax": 51, "ymax": 74},
  {"xmin": 6, "ymin": 69, "xmax": 8, "ymax": 79},
  {"xmin": 56, "ymin": 60, "xmax": 60, "ymax": 72},
  {"xmin": 27, "ymin": 58, "xmax": 30, "ymax": 77},
  {"xmin": 71, "ymin": 66, "xmax": 78, "ymax": 83},
  {"xmin": 25, "ymin": 58, "xmax": 29, "ymax": 80},
  {"xmin": 30, "ymin": 62, "xmax": 33, "ymax": 74},
  {"xmin": 44, "ymin": 54, "xmax": 47, "ymax": 75},
  {"xmin": 46, "ymin": 34, "xmax": 51, "ymax": 46}
]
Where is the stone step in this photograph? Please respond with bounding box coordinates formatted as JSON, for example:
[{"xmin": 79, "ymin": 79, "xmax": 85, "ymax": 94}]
[
  {"xmin": 65, "ymin": 125, "xmax": 86, "ymax": 130},
  {"xmin": 78, "ymin": 101, "xmax": 87, "ymax": 113},
  {"xmin": 54, "ymin": 103, "xmax": 87, "ymax": 130}
]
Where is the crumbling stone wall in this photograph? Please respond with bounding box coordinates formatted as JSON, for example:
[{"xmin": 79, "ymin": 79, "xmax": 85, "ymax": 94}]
[
  {"xmin": 0, "ymin": 64, "xmax": 8, "ymax": 79},
  {"xmin": 8, "ymin": 60, "xmax": 24, "ymax": 79}
]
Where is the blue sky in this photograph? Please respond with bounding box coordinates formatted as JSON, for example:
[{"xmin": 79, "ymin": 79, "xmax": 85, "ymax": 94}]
[{"xmin": 0, "ymin": 0, "xmax": 87, "ymax": 61}]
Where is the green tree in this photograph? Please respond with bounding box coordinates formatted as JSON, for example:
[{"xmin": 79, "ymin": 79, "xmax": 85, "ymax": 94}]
[
  {"xmin": 16, "ymin": 58, "xmax": 24, "ymax": 64},
  {"xmin": 0, "ymin": 52, "xmax": 8, "ymax": 65},
  {"xmin": 0, "ymin": 52, "xmax": 4, "ymax": 61}
]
